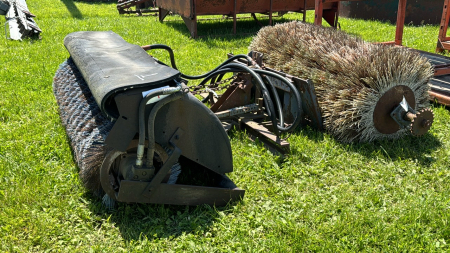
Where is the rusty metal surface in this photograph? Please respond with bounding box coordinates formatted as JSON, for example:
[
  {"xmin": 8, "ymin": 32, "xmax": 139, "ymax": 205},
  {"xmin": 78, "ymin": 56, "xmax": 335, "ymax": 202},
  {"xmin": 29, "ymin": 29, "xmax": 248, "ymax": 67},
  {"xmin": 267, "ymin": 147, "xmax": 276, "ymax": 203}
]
[
  {"xmin": 410, "ymin": 108, "xmax": 434, "ymax": 136},
  {"xmin": 156, "ymin": 0, "xmax": 192, "ymax": 18},
  {"xmin": 414, "ymin": 49, "xmax": 450, "ymax": 107},
  {"xmin": 192, "ymin": 0, "xmax": 327, "ymax": 16},
  {"xmin": 181, "ymin": 15, "xmax": 197, "ymax": 37},
  {"xmin": 373, "ymin": 85, "xmax": 416, "ymax": 134},
  {"xmin": 340, "ymin": 0, "xmax": 444, "ymax": 25},
  {"xmin": 210, "ymin": 74, "xmax": 253, "ymax": 112},
  {"xmin": 117, "ymin": 0, "xmax": 157, "ymax": 15},
  {"xmin": 437, "ymin": 0, "xmax": 450, "ymax": 52},
  {"xmin": 429, "ymin": 90, "xmax": 450, "ymax": 106},
  {"xmin": 292, "ymin": 77, "xmax": 323, "ymax": 130},
  {"xmin": 156, "ymin": 0, "xmax": 335, "ymax": 37},
  {"xmin": 241, "ymin": 118, "xmax": 290, "ymax": 154},
  {"xmin": 215, "ymin": 104, "xmax": 259, "ymax": 118}
]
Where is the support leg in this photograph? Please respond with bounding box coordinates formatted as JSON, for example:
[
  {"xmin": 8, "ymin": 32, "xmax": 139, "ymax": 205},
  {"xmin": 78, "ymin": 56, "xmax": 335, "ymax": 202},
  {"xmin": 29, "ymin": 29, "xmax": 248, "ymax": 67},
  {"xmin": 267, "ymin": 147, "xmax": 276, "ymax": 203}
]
[
  {"xmin": 322, "ymin": 2, "xmax": 339, "ymax": 27},
  {"xmin": 303, "ymin": 0, "xmax": 306, "ymax": 22},
  {"xmin": 395, "ymin": 0, "xmax": 407, "ymax": 46},
  {"xmin": 269, "ymin": 0, "xmax": 273, "ymax": 25},
  {"xmin": 181, "ymin": 16, "xmax": 198, "ymax": 38},
  {"xmin": 314, "ymin": 0, "xmax": 323, "ymax": 26},
  {"xmin": 437, "ymin": 0, "xmax": 450, "ymax": 52},
  {"xmin": 233, "ymin": 0, "xmax": 237, "ymax": 34},
  {"xmin": 159, "ymin": 8, "xmax": 169, "ymax": 22}
]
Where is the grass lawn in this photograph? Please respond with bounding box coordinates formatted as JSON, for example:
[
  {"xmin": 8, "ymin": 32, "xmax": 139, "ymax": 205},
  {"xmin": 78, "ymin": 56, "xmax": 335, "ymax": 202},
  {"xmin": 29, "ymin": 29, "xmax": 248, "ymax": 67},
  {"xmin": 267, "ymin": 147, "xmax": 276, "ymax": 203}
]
[{"xmin": 1, "ymin": 0, "xmax": 450, "ymax": 251}]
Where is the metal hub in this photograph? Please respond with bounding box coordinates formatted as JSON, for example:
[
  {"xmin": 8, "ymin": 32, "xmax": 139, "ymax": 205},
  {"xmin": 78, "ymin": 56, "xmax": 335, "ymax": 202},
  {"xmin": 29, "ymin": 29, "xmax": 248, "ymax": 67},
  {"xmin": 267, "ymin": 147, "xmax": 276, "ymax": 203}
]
[
  {"xmin": 373, "ymin": 85, "xmax": 416, "ymax": 134},
  {"xmin": 410, "ymin": 108, "xmax": 434, "ymax": 136},
  {"xmin": 100, "ymin": 140, "xmax": 169, "ymax": 200}
]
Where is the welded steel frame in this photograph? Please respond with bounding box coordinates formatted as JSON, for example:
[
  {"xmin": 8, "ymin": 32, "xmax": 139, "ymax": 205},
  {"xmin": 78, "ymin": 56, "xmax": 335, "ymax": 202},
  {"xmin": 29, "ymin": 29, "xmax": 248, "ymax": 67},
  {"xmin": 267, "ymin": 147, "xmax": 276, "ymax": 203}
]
[
  {"xmin": 366, "ymin": 0, "xmax": 450, "ymax": 107},
  {"xmin": 156, "ymin": 0, "xmax": 343, "ymax": 38},
  {"xmin": 437, "ymin": 0, "xmax": 450, "ymax": 53},
  {"xmin": 211, "ymin": 52, "xmax": 323, "ymax": 155},
  {"xmin": 117, "ymin": 0, "xmax": 158, "ymax": 15}
]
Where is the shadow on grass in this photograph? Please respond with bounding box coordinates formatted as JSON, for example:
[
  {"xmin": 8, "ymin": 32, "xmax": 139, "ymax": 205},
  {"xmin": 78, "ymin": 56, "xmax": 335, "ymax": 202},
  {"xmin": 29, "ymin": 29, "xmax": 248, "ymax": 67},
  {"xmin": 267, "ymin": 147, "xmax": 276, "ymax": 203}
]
[
  {"xmin": 60, "ymin": 0, "xmax": 83, "ymax": 19},
  {"xmin": 297, "ymin": 126, "xmax": 442, "ymax": 167},
  {"xmin": 73, "ymin": 0, "xmax": 118, "ymax": 3},
  {"xmin": 85, "ymin": 193, "xmax": 238, "ymax": 241},
  {"xmin": 162, "ymin": 14, "xmax": 297, "ymax": 42},
  {"xmin": 61, "ymin": 0, "xmax": 117, "ymax": 18}
]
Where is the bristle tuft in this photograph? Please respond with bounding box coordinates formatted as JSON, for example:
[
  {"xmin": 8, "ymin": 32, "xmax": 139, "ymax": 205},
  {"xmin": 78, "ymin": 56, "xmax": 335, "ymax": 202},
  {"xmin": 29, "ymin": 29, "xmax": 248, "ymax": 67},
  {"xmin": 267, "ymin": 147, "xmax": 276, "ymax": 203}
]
[{"xmin": 250, "ymin": 22, "xmax": 433, "ymax": 142}]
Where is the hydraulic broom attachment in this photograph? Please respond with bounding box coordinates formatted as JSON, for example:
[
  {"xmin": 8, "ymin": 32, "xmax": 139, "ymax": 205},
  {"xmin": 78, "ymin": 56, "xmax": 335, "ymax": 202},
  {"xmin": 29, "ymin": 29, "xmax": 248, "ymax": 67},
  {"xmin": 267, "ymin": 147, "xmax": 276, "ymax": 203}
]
[
  {"xmin": 247, "ymin": 21, "xmax": 435, "ymax": 143},
  {"xmin": 53, "ymin": 31, "xmax": 244, "ymax": 206},
  {"xmin": 188, "ymin": 22, "xmax": 436, "ymax": 153}
]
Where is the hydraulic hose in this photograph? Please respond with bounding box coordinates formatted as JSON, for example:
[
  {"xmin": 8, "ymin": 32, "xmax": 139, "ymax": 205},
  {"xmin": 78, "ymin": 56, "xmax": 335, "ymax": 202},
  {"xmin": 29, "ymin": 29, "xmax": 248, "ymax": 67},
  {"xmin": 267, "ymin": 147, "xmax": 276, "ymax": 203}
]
[
  {"xmin": 142, "ymin": 43, "xmax": 255, "ymax": 79},
  {"xmin": 141, "ymin": 44, "xmax": 178, "ymax": 70},
  {"xmin": 212, "ymin": 63, "xmax": 280, "ymax": 136},
  {"xmin": 180, "ymin": 55, "xmax": 256, "ymax": 80},
  {"xmin": 142, "ymin": 44, "xmax": 301, "ymax": 134},
  {"xmin": 192, "ymin": 66, "xmax": 274, "ymax": 115},
  {"xmin": 263, "ymin": 75, "xmax": 284, "ymax": 128},
  {"xmin": 253, "ymin": 69, "xmax": 303, "ymax": 132},
  {"xmin": 146, "ymin": 91, "xmax": 185, "ymax": 168},
  {"xmin": 190, "ymin": 64, "xmax": 294, "ymax": 136},
  {"xmin": 136, "ymin": 82, "xmax": 183, "ymax": 167}
]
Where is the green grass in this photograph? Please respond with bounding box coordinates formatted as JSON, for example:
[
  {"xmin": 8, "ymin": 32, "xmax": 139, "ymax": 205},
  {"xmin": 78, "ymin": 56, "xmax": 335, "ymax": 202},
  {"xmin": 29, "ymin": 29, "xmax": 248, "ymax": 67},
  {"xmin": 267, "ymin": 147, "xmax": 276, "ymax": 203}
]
[{"xmin": 1, "ymin": 1, "xmax": 450, "ymax": 251}]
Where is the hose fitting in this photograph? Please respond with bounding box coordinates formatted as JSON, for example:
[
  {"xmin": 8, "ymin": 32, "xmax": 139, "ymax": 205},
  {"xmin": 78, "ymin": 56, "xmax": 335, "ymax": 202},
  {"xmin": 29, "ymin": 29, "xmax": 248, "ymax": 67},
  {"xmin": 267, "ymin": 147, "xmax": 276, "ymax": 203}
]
[{"xmin": 135, "ymin": 82, "xmax": 183, "ymax": 167}]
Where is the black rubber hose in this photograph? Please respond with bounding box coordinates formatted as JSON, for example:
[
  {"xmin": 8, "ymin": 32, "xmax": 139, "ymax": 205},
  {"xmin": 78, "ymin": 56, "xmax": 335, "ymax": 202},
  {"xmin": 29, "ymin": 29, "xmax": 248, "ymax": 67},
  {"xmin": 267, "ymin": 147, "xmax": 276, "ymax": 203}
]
[
  {"xmin": 142, "ymin": 44, "xmax": 259, "ymax": 80},
  {"xmin": 253, "ymin": 69, "xmax": 303, "ymax": 133},
  {"xmin": 195, "ymin": 68, "xmax": 238, "ymax": 87},
  {"xmin": 141, "ymin": 45, "xmax": 300, "ymax": 134},
  {"xmin": 136, "ymin": 83, "xmax": 182, "ymax": 167},
  {"xmin": 196, "ymin": 69, "xmax": 236, "ymax": 103},
  {"xmin": 211, "ymin": 63, "xmax": 280, "ymax": 136},
  {"xmin": 143, "ymin": 45, "xmax": 254, "ymax": 79},
  {"xmin": 201, "ymin": 73, "xmax": 226, "ymax": 103},
  {"xmin": 263, "ymin": 75, "xmax": 284, "ymax": 128},
  {"xmin": 216, "ymin": 73, "xmax": 226, "ymax": 83},
  {"xmin": 146, "ymin": 92, "xmax": 185, "ymax": 167},
  {"xmin": 262, "ymin": 88, "xmax": 280, "ymax": 137},
  {"xmin": 199, "ymin": 66, "xmax": 301, "ymax": 134},
  {"xmin": 180, "ymin": 55, "xmax": 254, "ymax": 80},
  {"xmin": 188, "ymin": 64, "xmax": 281, "ymax": 135},
  {"xmin": 141, "ymin": 44, "xmax": 178, "ymax": 70},
  {"xmin": 194, "ymin": 65, "xmax": 278, "ymax": 117}
]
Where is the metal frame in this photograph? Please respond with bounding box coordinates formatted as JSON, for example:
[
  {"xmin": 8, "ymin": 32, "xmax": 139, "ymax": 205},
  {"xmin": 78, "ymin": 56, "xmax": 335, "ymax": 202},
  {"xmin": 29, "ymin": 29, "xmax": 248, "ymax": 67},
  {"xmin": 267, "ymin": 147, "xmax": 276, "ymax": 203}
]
[
  {"xmin": 437, "ymin": 0, "xmax": 450, "ymax": 52},
  {"xmin": 156, "ymin": 0, "xmax": 340, "ymax": 38},
  {"xmin": 117, "ymin": 0, "xmax": 158, "ymax": 15},
  {"xmin": 206, "ymin": 52, "xmax": 323, "ymax": 155}
]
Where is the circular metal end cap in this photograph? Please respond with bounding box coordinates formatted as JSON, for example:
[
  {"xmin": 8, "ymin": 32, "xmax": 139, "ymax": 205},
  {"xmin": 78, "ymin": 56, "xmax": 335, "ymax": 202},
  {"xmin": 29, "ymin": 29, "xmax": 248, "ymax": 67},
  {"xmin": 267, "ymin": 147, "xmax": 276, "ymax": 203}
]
[
  {"xmin": 410, "ymin": 108, "xmax": 434, "ymax": 136},
  {"xmin": 373, "ymin": 85, "xmax": 415, "ymax": 134}
]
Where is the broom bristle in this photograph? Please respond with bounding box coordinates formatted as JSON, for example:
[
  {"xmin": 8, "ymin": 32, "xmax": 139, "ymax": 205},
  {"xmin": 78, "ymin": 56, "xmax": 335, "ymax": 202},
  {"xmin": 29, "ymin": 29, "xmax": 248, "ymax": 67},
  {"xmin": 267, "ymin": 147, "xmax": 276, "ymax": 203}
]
[
  {"xmin": 53, "ymin": 59, "xmax": 182, "ymax": 198},
  {"xmin": 249, "ymin": 21, "xmax": 433, "ymax": 142},
  {"xmin": 53, "ymin": 59, "xmax": 113, "ymax": 197}
]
